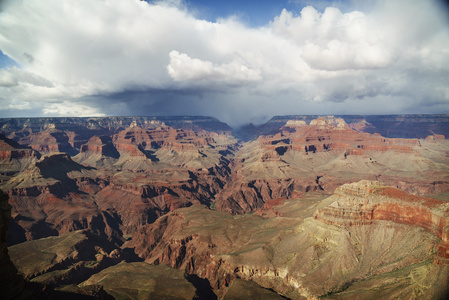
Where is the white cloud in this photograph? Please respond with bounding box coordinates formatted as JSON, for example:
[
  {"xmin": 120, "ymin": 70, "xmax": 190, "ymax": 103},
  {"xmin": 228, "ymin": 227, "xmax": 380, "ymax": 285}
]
[
  {"xmin": 0, "ymin": 69, "xmax": 17, "ymax": 87},
  {"xmin": 271, "ymin": 7, "xmax": 394, "ymax": 70},
  {"xmin": 0, "ymin": 67, "xmax": 53, "ymax": 87},
  {"xmin": 0, "ymin": 0, "xmax": 447, "ymax": 125},
  {"xmin": 42, "ymin": 102, "xmax": 106, "ymax": 117},
  {"xmin": 167, "ymin": 50, "xmax": 262, "ymax": 85}
]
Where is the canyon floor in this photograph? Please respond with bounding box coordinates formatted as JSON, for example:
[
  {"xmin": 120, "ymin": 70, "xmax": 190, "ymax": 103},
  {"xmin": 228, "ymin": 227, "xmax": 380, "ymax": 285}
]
[{"xmin": 0, "ymin": 115, "xmax": 448, "ymax": 299}]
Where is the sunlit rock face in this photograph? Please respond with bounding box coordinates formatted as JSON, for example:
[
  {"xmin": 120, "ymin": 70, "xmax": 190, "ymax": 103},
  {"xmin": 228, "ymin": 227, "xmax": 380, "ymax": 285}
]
[
  {"xmin": 126, "ymin": 181, "xmax": 449, "ymax": 299},
  {"xmin": 215, "ymin": 116, "xmax": 449, "ymax": 214},
  {"xmin": 314, "ymin": 180, "xmax": 449, "ymax": 265}
]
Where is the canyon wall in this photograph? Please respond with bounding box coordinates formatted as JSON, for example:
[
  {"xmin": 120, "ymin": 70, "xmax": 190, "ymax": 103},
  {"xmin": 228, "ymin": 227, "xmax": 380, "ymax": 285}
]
[
  {"xmin": 236, "ymin": 114, "xmax": 449, "ymax": 140},
  {"xmin": 0, "ymin": 189, "xmax": 25, "ymax": 299},
  {"xmin": 313, "ymin": 180, "xmax": 449, "ymax": 265}
]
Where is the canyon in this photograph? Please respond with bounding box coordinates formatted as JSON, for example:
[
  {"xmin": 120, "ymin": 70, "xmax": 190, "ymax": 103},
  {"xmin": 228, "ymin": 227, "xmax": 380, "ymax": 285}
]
[{"xmin": 0, "ymin": 115, "xmax": 448, "ymax": 299}]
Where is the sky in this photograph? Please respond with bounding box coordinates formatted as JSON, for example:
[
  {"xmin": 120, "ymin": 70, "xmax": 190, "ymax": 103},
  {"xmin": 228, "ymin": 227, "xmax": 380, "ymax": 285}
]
[{"xmin": 0, "ymin": 0, "xmax": 448, "ymax": 127}]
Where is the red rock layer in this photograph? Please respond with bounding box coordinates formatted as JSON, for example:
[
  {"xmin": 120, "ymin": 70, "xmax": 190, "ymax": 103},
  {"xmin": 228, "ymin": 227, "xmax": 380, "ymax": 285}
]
[
  {"xmin": 259, "ymin": 116, "xmax": 421, "ymax": 156},
  {"xmin": 111, "ymin": 126, "xmax": 214, "ymax": 156},
  {"xmin": 5, "ymin": 149, "xmax": 230, "ymax": 244},
  {"xmin": 215, "ymin": 177, "xmax": 320, "ymax": 214},
  {"xmin": 0, "ymin": 148, "xmax": 37, "ymax": 160},
  {"xmin": 0, "ymin": 135, "xmax": 38, "ymax": 160},
  {"xmin": 17, "ymin": 130, "xmax": 76, "ymax": 154},
  {"xmin": 313, "ymin": 181, "xmax": 449, "ymax": 265}
]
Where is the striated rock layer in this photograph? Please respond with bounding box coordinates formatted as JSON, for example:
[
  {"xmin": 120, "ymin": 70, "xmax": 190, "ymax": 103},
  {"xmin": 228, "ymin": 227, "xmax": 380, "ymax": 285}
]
[
  {"xmin": 236, "ymin": 114, "xmax": 449, "ymax": 140},
  {"xmin": 0, "ymin": 134, "xmax": 40, "ymax": 180},
  {"xmin": 126, "ymin": 182, "xmax": 449, "ymax": 299},
  {"xmin": 313, "ymin": 180, "xmax": 449, "ymax": 265},
  {"xmin": 216, "ymin": 116, "xmax": 449, "ymax": 214},
  {"xmin": 2, "ymin": 115, "xmax": 448, "ymax": 241},
  {"xmin": 2, "ymin": 123, "xmax": 237, "ymax": 245},
  {"xmin": 1, "ymin": 115, "xmax": 448, "ymax": 299}
]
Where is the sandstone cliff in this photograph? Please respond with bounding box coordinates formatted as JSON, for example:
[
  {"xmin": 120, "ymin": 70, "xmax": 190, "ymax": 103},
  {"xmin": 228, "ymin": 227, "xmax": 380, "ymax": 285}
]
[
  {"xmin": 0, "ymin": 134, "xmax": 40, "ymax": 179},
  {"xmin": 313, "ymin": 180, "xmax": 449, "ymax": 265}
]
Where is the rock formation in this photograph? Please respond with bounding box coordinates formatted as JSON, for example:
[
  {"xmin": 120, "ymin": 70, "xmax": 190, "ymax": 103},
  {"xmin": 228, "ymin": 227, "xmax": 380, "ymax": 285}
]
[
  {"xmin": 0, "ymin": 189, "xmax": 25, "ymax": 299},
  {"xmin": 0, "ymin": 134, "xmax": 40, "ymax": 180},
  {"xmin": 2, "ymin": 122, "xmax": 237, "ymax": 245},
  {"xmin": 215, "ymin": 116, "xmax": 449, "ymax": 214},
  {"xmin": 78, "ymin": 262, "xmax": 198, "ymax": 299},
  {"xmin": 313, "ymin": 180, "xmax": 449, "ymax": 265},
  {"xmin": 236, "ymin": 114, "xmax": 449, "ymax": 140},
  {"xmin": 0, "ymin": 115, "xmax": 448, "ymax": 299},
  {"xmin": 8, "ymin": 230, "xmax": 137, "ymax": 286},
  {"xmin": 126, "ymin": 182, "xmax": 449, "ymax": 299}
]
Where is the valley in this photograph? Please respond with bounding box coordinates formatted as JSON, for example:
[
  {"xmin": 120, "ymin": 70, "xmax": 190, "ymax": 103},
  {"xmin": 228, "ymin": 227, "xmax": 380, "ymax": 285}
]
[{"xmin": 0, "ymin": 115, "xmax": 448, "ymax": 299}]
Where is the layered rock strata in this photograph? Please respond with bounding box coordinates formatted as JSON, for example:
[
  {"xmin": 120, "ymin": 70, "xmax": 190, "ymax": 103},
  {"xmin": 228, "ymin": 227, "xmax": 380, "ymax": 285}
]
[
  {"xmin": 313, "ymin": 180, "xmax": 449, "ymax": 265},
  {"xmin": 236, "ymin": 114, "xmax": 449, "ymax": 140},
  {"xmin": 216, "ymin": 116, "xmax": 449, "ymax": 214},
  {"xmin": 0, "ymin": 134, "xmax": 40, "ymax": 179},
  {"xmin": 127, "ymin": 187, "xmax": 449, "ymax": 299},
  {"xmin": 2, "ymin": 124, "xmax": 237, "ymax": 244}
]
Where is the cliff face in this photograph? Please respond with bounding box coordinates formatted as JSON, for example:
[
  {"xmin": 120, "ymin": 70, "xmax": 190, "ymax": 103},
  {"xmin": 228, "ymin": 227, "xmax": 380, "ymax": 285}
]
[
  {"xmin": 126, "ymin": 183, "xmax": 449, "ymax": 299},
  {"xmin": 215, "ymin": 116, "xmax": 449, "ymax": 214},
  {"xmin": 237, "ymin": 114, "xmax": 449, "ymax": 140},
  {"xmin": 2, "ymin": 115, "xmax": 448, "ymax": 299},
  {"xmin": 8, "ymin": 229, "xmax": 137, "ymax": 286},
  {"xmin": 313, "ymin": 180, "xmax": 449, "ymax": 265},
  {"xmin": 0, "ymin": 134, "xmax": 40, "ymax": 178},
  {"xmin": 0, "ymin": 189, "xmax": 25, "ymax": 299},
  {"xmin": 111, "ymin": 126, "xmax": 214, "ymax": 158}
]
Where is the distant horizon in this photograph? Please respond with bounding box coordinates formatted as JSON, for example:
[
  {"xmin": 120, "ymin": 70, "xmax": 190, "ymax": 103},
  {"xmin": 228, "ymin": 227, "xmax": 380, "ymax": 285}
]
[{"xmin": 1, "ymin": 113, "xmax": 448, "ymax": 129}]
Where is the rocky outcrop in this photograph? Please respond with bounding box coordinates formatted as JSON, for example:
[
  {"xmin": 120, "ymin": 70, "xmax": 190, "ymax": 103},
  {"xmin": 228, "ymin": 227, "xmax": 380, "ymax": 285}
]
[
  {"xmin": 78, "ymin": 262, "xmax": 198, "ymax": 299},
  {"xmin": 8, "ymin": 230, "xmax": 137, "ymax": 286},
  {"xmin": 0, "ymin": 134, "xmax": 39, "ymax": 160},
  {"xmin": 0, "ymin": 134, "xmax": 40, "ymax": 181},
  {"xmin": 313, "ymin": 180, "xmax": 449, "ymax": 265},
  {"xmin": 260, "ymin": 116, "xmax": 421, "ymax": 155},
  {"xmin": 215, "ymin": 178, "xmax": 304, "ymax": 214},
  {"xmin": 112, "ymin": 126, "xmax": 214, "ymax": 154},
  {"xmin": 79, "ymin": 135, "xmax": 118, "ymax": 157},
  {"xmin": 17, "ymin": 130, "xmax": 78, "ymax": 155}
]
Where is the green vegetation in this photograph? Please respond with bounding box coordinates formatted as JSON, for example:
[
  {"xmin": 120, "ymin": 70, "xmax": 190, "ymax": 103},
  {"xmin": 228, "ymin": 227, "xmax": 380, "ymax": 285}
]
[
  {"xmin": 210, "ymin": 200, "xmax": 217, "ymax": 210},
  {"xmin": 86, "ymin": 261, "xmax": 99, "ymax": 268}
]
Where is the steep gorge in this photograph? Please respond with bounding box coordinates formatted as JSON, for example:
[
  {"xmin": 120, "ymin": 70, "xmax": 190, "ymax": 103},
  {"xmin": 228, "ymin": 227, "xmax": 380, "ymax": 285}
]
[
  {"xmin": 1, "ymin": 115, "xmax": 448, "ymax": 299},
  {"xmin": 126, "ymin": 182, "xmax": 449, "ymax": 299}
]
